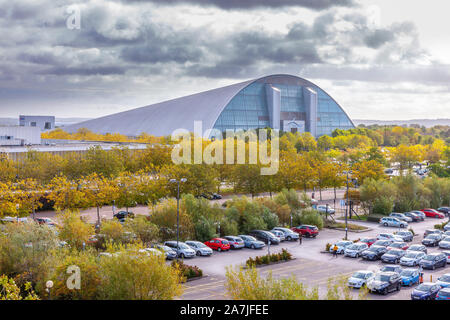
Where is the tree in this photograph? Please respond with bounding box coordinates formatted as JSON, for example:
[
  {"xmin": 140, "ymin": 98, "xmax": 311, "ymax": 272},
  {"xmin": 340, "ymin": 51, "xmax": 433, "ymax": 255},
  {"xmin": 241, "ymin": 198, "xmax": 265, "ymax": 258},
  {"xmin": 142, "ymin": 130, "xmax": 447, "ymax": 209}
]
[
  {"xmin": 0, "ymin": 275, "xmax": 39, "ymax": 300},
  {"xmin": 97, "ymin": 244, "xmax": 184, "ymax": 300},
  {"xmin": 123, "ymin": 215, "xmax": 159, "ymax": 245},
  {"xmin": 47, "ymin": 176, "xmax": 90, "ymax": 212},
  {"xmin": 56, "ymin": 210, "xmax": 94, "ymax": 249},
  {"xmin": 352, "ymin": 160, "xmax": 385, "ymax": 184},
  {"xmin": 100, "ymin": 219, "xmax": 124, "ymax": 243}
]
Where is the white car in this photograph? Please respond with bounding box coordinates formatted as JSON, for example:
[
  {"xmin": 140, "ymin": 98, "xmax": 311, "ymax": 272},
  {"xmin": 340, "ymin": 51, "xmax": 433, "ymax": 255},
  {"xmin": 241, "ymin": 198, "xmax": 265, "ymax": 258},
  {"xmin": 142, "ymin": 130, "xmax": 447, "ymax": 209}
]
[
  {"xmin": 185, "ymin": 241, "xmax": 213, "ymax": 256},
  {"xmin": 139, "ymin": 248, "xmax": 163, "ymax": 257},
  {"xmin": 344, "ymin": 243, "xmax": 369, "ymax": 258},
  {"xmin": 329, "ymin": 240, "xmax": 353, "ymax": 254},
  {"xmin": 317, "ymin": 205, "xmax": 335, "ymax": 215},
  {"xmin": 377, "ymin": 233, "xmax": 404, "ymax": 242},
  {"xmin": 348, "ymin": 270, "xmax": 375, "ymax": 289},
  {"xmin": 439, "ymin": 236, "xmax": 450, "ymax": 249},
  {"xmin": 389, "ymin": 213, "xmax": 412, "ymax": 223},
  {"xmin": 379, "ymin": 217, "xmax": 408, "ymax": 228},
  {"xmin": 399, "ymin": 251, "xmax": 426, "ymax": 267}
]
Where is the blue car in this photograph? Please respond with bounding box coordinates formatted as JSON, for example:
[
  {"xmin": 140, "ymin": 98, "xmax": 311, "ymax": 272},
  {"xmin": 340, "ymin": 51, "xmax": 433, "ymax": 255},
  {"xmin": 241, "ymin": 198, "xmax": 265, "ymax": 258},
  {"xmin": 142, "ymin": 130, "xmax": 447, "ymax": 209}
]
[
  {"xmin": 436, "ymin": 273, "xmax": 450, "ymax": 288},
  {"xmin": 238, "ymin": 235, "xmax": 265, "ymax": 249},
  {"xmin": 436, "ymin": 288, "xmax": 450, "ymax": 300},
  {"xmin": 411, "ymin": 282, "xmax": 441, "ymax": 300},
  {"xmin": 400, "ymin": 269, "xmax": 420, "ymax": 287}
]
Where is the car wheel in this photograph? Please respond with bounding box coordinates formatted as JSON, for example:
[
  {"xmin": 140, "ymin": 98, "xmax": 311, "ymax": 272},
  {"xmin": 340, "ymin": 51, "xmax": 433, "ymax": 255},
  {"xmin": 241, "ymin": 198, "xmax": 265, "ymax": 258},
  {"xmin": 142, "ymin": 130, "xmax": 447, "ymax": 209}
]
[
  {"xmin": 382, "ymin": 288, "xmax": 388, "ymax": 295},
  {"xmin": 432, "ymin": 264, "xmax": 435, "ymax": 270},
  {"xmin": 397, "ymin": 284, "xmax": 401, "ymax": 291},
  {"xmin": 356, "ymin": 253, "xmax": 359, "ymax": 258},
  {"xmin": 251, "ymin": 244, "xmax": 255, "ymax": 249},
  {"xmin": 180, "ymin": 253, "xmax": 185, "ymax": 259},
  {"xmin": 400, "ymin": 224, "xmax": 405, "ymax": 228},
  {"xmin": 196, "ymin": 251, "xmax": 201, "ymax": 256},
  {"xmin": 287, "ymin": 236, "xmax": 292, "ymax": 241},
  {"xmin": 218, "ymin": 248, "xmax": 222, "ymax": 252},
  {"xmin": 383, "ymin": 223, "xmax": 388, "ymax": 227}
]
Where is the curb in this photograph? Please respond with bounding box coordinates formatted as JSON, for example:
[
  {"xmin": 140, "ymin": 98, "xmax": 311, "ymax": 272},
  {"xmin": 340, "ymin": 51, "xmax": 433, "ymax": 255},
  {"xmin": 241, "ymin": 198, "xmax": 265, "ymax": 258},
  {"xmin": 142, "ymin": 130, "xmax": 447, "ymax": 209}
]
[
  {"xmin": 185, "ymin": 274, "xmax": 208, "ymax": 283},
  {"xmin": 326, "ymin": 227, "xmax": 372, "ymax": 233}
]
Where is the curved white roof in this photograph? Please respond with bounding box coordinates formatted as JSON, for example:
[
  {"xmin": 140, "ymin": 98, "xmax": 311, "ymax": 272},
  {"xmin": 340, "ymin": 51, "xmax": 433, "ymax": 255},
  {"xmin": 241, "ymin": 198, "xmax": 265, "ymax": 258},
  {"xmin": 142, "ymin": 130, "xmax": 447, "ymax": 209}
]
[{"xmin": 64, "ymin": 74, "xmax": 354, "ymax": 137}]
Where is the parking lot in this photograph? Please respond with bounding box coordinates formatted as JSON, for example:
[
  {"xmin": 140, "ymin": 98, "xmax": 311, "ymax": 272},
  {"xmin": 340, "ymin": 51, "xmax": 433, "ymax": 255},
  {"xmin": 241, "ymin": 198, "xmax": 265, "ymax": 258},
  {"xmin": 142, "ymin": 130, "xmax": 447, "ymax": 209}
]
[{"xmin": 180, "ymin": 216, "xmax": 450, "ymax": 300}]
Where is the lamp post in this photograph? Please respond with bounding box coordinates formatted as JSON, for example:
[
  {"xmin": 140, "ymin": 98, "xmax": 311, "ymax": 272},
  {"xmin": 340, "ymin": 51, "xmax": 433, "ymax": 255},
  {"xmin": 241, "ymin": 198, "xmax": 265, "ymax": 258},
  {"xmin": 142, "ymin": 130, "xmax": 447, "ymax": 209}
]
[
  {"xmin": 45, "ymin": 280, "xmax": 53, "ymax": 300},
  {"xmin": 344, "ymin": 170, "xmax": 353, "ymax": 240},
  {"xmin": 170, "ymin": 178, "xmax": 187, "ymax": 261}
]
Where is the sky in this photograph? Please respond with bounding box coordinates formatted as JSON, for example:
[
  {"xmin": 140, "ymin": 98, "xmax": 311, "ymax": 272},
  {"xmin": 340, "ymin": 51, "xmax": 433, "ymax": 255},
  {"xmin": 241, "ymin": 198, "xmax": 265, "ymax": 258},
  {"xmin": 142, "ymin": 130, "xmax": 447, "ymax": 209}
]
[{"xmin": 1, "ymin": 0, "xmax": 450, "ymax": 120}]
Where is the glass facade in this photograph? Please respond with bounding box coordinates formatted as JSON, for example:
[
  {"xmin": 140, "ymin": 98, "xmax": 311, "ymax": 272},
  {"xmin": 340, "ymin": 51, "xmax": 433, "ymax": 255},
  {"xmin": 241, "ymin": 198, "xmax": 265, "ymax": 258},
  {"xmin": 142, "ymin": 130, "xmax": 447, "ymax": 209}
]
[{"xmin": 213, "ymin": 76, "xmax": 354, "ymax": 137}]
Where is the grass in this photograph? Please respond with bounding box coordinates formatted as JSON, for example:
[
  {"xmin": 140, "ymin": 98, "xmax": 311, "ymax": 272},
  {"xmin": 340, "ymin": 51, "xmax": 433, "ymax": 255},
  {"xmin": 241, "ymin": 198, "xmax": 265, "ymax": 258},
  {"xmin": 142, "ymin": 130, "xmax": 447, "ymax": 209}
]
[{"xmin": 326, "ymin": 221, "xmax": 368, "ymax": 231}]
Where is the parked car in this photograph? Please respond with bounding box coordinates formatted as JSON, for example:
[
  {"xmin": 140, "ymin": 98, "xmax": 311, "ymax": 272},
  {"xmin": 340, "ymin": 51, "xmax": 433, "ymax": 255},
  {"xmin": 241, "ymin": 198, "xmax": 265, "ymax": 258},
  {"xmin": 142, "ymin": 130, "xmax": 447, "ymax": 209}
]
[
  {"xmin": 379, "ymin": 217, "xmax": 408, "ymax": 228},
  {"xmin": 387, "ymin": 242, "xmax": 409, "ymax": 251},
  {"xmin": 380, "ymin": 264, "xmax": 403, "ymax": 275},
  {"xmin": 436, "ymin": 288, "xmax": 450, "ymax": 300},
  {"xmin": 411, "ymin": 282, "xmax": 441, "ymax": 300},
  {"xmin": 444, "ymin": 223, "xmax": 450, "ymax": 232},
  {"xmin": 402, "ymin": 212, "xmax": 421, "ymax": 222},
  {"xmin": 347, "ymin": 270, "xmax": 375, "ymax": 289},
  {"xmin": 437, "ymin": 207, "xmax": 450, "ymax": 216},
  {"xmin": 360, "ymin": 237, "xmax": 377, "ymax": 247},
  {"xmin": 291, "ymin": 225, "xmax": 319, "ymax": 238},
  {"xmin": 394, "ymin": 231, "xmax": 413, "ymax": 242},
  {"xmin": 113, "ymin": 211, "xmax": 134, "ymax": 222},
  {"xmin": 185, "ymin": 241, "xmax": 214, "ymax": 256},
  {"xmin": 269, "ymin": 230, "xmax": 285, "ymax": 242},
  {"xmin": 317, "ymin": 205, "xmax": 335, "ymax": 215},
  {"xmin": 34, "ymin": 217, "xmax": 57, "ymax": 226},
  {"xmin": 367, "ymin": 272, "xmax": 402, "ymax": 295},
  {"xmin": 410, "ymin": 210, "xmax": 426, "ymax": 220},
  {"xmin": 421, "ymin": 209, "xmax": 445, "ymax": 219},
  {"xmin": 438, "ymin": 236, "xmax": 450, "ymax": 249},
  {"xmin": 445, "ymin": 230, "xmax": 450, "ymax": 236},
  {"xmin": 422, "ymin": 234, "xmax": 443, "ymax": 247},
  {"xmin": 420, "ymin": 252, "xmax": 448, "ymax": 270},
  {"xmin": 139, "ymin": 248, "xmax": 164, "ymax": 257},
  {"xmin": 197, "ymin": 192, "xmax": 222, "ymax": 200},
  {"xmin": 381, "ymin": 249, "xmax": 406, "ymax": 264},
  {"xmin": 377, "ymin": 233, "xmax": 403, "ymax": 242},
  {"xmin": 390, "ymin": 212, "xmax": 412, "ymax": 223},
  {"xmin": 238, "ymin": 235, "xmax": 265, "ymax": 249},
  {"xmin": 249, "ymin": 230, "xmax": 280, "ymax": 244},
  {"xmin": 223, "ymin": 236, "xmax": 245, "ymax": 249},
  {"xmin": 372, "ymin": 239, "xmax": 394, "ymax": 247},
  {"xmin": 400, "ymin": 251, "xmax": 426, "ymax": 267},
  {"xmin": 272, "ymin": 227, "xmax": 299, "ymax": 241},
  {"xmin": 400, "ymin": 269, "xmax": 420, "ymax": 287},
  {"xmin": 407, "ymin": 244, "xmax": 427, "ymax": 254},
  {"xmin": 361, "ymin": 245, "xmax": 388, "ymax": 261},
  {"xmin": 344, "ymin": 243, "xmax": 369, "ymax": 258},
  {"xmin": 153, "ymin": 244, "xmax": 177, "ymax": 260},
  {"xmin": 204, "ymin": 238, "xmax": 231, "ymax": 252},
  {"xmin": 164, "ymin": 241, "xmax": 196, "ymax": 259},
  {"xmin": 329, "ymin": 240, "xmax": 353, "ymax": 254},
  {"xmin": 443, "ymin": 250, "xmax": 450, "ymax": 264},
  {"xmin": 436, "ymin": 273, "xmax": 450, "ymax": 288},
  {"xmin": 424, "ymin": 229, "xmax": 443, "ymax": 237}
]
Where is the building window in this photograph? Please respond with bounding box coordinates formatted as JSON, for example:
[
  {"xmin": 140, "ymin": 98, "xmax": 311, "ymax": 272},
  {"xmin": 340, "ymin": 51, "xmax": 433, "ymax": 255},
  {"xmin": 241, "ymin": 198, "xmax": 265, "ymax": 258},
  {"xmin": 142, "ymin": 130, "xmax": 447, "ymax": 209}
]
[
  {"xmin": 30, "ymin": 122, "xmax": 37, "ymax": 127},
  {"xmin": 45, "ymin": 122, "xmax": 51, "ymax": 129}
]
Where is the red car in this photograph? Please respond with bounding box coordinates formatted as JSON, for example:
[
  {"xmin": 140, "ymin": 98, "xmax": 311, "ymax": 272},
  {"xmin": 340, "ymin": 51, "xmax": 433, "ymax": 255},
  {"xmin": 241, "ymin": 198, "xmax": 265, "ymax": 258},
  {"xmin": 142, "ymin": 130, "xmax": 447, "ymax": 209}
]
[
  {"xmin": 361, "ymin": 237, "xmax": 377, "ymax": 247},
  {"xmin": 421, "ymin": 209, "xmax": 445, "ymax": 219},
  {"xmin": 204, "ymin": 238, "xmax": 231, "ymax": 252},
  {"xmin": 291, "ymin": 225, "xmax": 319, "ymax": 238}
]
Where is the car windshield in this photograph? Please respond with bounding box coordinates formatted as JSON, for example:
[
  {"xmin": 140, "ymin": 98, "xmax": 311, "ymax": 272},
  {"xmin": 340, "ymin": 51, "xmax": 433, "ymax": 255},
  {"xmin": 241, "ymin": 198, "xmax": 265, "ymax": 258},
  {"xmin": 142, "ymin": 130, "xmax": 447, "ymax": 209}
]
[
  {"xmin": 442, "ymin": 237, "xmax": 450, "ymax": 242},
  {"xmin": 347, "ymin": 244, "xmax": 359, "ymax": 250},
  {"xmin": 178, "ymin": 243, "xmax": 189, "ymax": 249},
  {"xmin": 352, "ymin": 272, "xmax": 367, "ymax": 279},
  {"xmin": 439, "ymin": 290, "xmax": 450, "ymax": 297},
  {"xmin": 427, "ymin": 235, "xmax": 440, "ymax": 239},
  {"xmin": 390, "ymin": 243, "xmax": 404, "ymax": 248},
  {"xmin": 388, "ymin": 250, "xmax": 403, "ymax": 256},
  {"xmin": 246, "ymin": 236, "xmax": 256, "ymax": 241},
  {"xmin": 417, "ymin": 284, "xmax": 433, "ymax": 292},
  {"xmin": 423, "ymin": 255, "xmax": 437, "ymax": 261},
  {"xmin": 409, "ymin": 245, "xmax": 422, "ymax": 250},
  {"xmin": 221, "ymin": 240, "xmax": 229, "ymax": 244},
  {"xmin": 194, "ymin": 242, "xmax": 207, "ymax": 248},
  {"xmin": 374, "ymin": 275, "xmax": 390, "ymax": 282},
  {"xmin": 337, "ymin": 241, "xmax": 350, "ymax": 246},
  {"xmin": 439, "ymin": 275, "xmax": 450, "ymax": 282},
  {"xmin": 401, "ymin": 270, "xmax": 416, "ymax": 277},
  {"xmin": 404, "ymin": 253, "xmax": 419, "ymax": 258}
]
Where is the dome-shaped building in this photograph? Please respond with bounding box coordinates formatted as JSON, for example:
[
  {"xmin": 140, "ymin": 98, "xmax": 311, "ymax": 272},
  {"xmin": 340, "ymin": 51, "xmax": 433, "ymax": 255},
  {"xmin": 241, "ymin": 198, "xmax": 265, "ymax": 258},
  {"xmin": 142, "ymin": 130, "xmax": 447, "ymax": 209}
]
[{"xmin": 64, "ymin": 74, "xmax": 355, "ymax": 138}]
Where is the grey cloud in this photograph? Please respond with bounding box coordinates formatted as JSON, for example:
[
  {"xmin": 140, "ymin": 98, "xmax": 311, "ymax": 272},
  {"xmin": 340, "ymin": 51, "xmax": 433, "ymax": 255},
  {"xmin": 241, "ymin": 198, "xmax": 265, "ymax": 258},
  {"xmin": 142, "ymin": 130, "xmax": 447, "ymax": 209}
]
[
  {"xmin": 123, "ymin": 0, "xmax": 356, "ymax": 10},
  {"xmin": 39, "ymin": 66, "xmax": 126, "ymax": 76}
]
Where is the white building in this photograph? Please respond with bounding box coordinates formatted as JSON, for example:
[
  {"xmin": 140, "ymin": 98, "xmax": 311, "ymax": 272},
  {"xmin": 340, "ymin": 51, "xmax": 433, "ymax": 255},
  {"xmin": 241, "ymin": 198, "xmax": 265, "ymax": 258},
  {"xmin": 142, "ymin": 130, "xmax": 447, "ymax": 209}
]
[
  {"xmin": 19, "ymin": 115, "xmax": 55, "ymax": 131},
  {"xmin": 0, "ymin": 126, "xmax": 41, "ymax": 146}
]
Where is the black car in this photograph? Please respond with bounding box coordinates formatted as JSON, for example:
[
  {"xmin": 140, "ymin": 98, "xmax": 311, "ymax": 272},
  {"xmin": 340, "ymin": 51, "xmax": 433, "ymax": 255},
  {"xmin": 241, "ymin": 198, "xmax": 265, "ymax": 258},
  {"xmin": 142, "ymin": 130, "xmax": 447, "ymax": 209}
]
[
  {"xmin": 420, "ymin": 252, "xmax": 447, "ymax": 270},
  {"xmin": 249, "ymin": 230, "xmax": 280, "ymax": 245},
  {"xmin": 438, "ymin": 207, "xmax": 450, "ymax": 216},
  {"xmin": 422, "ymin": 234, "xmax": 443, "ymax": 247},
  {"xmin": 381, "ymin": 249, "xmax": 406, "ymax": 264},
  {"xmin": 113, "ymin": 211, "xmax": 135, "ymax": 222},
  {"xmin": 367, "ymin": 272, "xmax": 402, "ymax": 295},
  {"xmin": 361, "ymin": 245, "xmax": 388, "ymax": 261},
  {"xmin": 403, "ymin": 212, "xmax": 421, "ymax": 222},
  {"xmin": 197, "ymin": 193, "xmax": 222, "ymax": 200}
]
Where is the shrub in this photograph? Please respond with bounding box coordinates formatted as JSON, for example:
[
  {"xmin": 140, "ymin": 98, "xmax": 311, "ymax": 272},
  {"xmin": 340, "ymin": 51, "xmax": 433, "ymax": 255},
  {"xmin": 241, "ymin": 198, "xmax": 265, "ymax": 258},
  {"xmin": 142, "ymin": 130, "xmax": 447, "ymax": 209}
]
[
  {"xmin": 299, "ymin": 209, "xmax": 324, "ymax": 229},
  {"xmin": 373, "ymin": 196, "xmax": 394, "ymax": 215},
  {"xmin": 57, "ymin": 210, "xmax": 94, "ymax": 249},
  {"xmin": 244, "ymin": 249, "xmax": 292, "ymax": 267},
  {"xmin": 325, "ymin": 243, "xmax": 332, "ymax": 252},
  {"xmin": 123, "ymin": 215, "xmax": 159, "ymax": 245},
  {"xmin": 434, "ymin": 222, "xmax": 447, "ymax": 230},
  {"xmin": 366, "ymin": 214, "xmax": 384, "ymax": 223},
  {"xmin": 408, "ymin": 228, "xmax": 416, "ymax": 236},
  {"xmin": 171, "ymin": 260, "xmax": 203, "ymax": 280},
  {"xmin": 100, "ymin": 219, "xmax": 125, "ymax": 243}
]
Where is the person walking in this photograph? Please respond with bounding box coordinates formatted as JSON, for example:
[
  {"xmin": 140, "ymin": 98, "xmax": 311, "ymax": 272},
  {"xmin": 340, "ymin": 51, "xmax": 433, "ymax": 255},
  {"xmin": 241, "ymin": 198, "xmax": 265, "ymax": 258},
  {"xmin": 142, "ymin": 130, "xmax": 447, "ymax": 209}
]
[
  {"xmin": 332, "ymin": 244, "xmax": 338, "ymax": 258},
  {"xmin": 298, "ymin": 233, "xmax": 303, "ymax": 245}
]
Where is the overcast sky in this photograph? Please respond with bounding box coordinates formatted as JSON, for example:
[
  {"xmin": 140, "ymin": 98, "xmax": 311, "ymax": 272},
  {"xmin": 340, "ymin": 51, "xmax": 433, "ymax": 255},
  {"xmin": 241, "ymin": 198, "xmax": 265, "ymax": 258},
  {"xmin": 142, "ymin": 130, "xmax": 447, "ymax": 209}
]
[{"xmin": 1, "ymin": 0, "xmax": 450, "ymax": 120}]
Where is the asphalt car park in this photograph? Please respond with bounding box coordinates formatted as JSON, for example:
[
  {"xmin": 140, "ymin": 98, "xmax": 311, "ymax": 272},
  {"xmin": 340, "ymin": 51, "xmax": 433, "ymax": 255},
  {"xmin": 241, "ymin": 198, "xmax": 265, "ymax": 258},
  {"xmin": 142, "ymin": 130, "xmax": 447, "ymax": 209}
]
[{"xmin": 180, "ymin": 215, "xmax": 450, "ymax": 300}]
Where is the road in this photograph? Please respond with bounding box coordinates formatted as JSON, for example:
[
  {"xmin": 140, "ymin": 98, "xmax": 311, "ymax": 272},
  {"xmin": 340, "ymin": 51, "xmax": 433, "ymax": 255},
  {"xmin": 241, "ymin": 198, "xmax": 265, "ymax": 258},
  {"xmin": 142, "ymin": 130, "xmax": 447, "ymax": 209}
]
[{"xmin": 180, "ymin": 216, "xmax": 450, "ymax": 300}]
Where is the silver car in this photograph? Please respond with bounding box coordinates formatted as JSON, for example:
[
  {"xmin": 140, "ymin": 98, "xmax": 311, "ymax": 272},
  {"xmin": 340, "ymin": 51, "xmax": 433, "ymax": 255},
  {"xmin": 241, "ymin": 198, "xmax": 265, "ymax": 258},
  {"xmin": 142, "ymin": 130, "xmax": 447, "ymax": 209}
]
[
  {"xmin": 330, "ymin": 240, "xmax": 353, "ymax": 254},
  {"xmin": 164, "ymin": 241, "xmax": 196, "ymax": 259},
  {"xmin": 399, "ymin": 251, "xmax": 426, "ymax": 267},
  {"xmin": 439, "ymin": 236, "xmax": 450, "ymax": 249},
  {"xmin": 390, "ymin": 212, "xmax": 412, "ymax": 223},
  {"xmin": 185, "ymin": 241, "xmax": 213, "ymax": 256},
  {"xmin": 344, "ymin": 243, "xmax": 369, "ymax": 258},
  {"xmin": 270, "ymin": 230, "xmax": 286, "ymax": 242},
  {"xmin": 272, "ymin": 227, "xmax": 299, "ymax": 241},
  {"xmin": 407, "ymin": 244, "xmax": 427, "ymax": 254},
  {"xmin": 348, "ymin": 270, "xmax": 375, "ymax": 289}
]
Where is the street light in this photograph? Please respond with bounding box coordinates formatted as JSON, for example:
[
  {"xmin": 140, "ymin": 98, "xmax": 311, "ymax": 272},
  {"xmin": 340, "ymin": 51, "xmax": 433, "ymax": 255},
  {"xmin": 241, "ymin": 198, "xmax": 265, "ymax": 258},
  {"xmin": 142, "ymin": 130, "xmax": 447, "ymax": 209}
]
[
  {"xmin": 169, "ymin": 178, "xmax": 187, "ymax": 261},
  {"xmin": 343, "ymin": 170, "xmax": 353, "ymax": 241},
  {"xmin": 45, "ymin": 280, "xmax": 53, "ymax": 300}
]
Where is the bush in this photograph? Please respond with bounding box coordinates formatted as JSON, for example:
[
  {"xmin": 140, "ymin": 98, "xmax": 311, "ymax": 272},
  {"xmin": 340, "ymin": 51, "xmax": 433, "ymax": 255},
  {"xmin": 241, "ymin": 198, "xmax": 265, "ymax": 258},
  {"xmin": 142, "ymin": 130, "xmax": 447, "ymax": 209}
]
[
  {"xmin": 171, "ymin": 260, "xmax": 203, "ymax": 280},
  {"xmin": 245, "ymin": 249, "xmax": 292, "ymax": 267},
  {"xmin": 100, "ymin": 219, "xmax": 124, "ymax": 243},
  {"xmin": 298, "ymin": 209, "xmax": 324, "ymax": 229},
  {"xmin": 434, "ymin": 222, "xmax": 448, "ymax": 230},
  {"xmin": 123, "ymin": 215, "xmax": 159, "ymax": 245},
  {"xmin": 366, "ymin": 214, "xmax": 384, "ymax": 223},
  {"xmin": 57, "ymin": 210, "xmax": 94, "ymax": 249},
  {"xmin": 373, "ymin": 196, "xmax": 394, "ymax": 215},
  {"xmin": 325, "ymin": 243, "xmax": 332, "ymax": 252}
]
